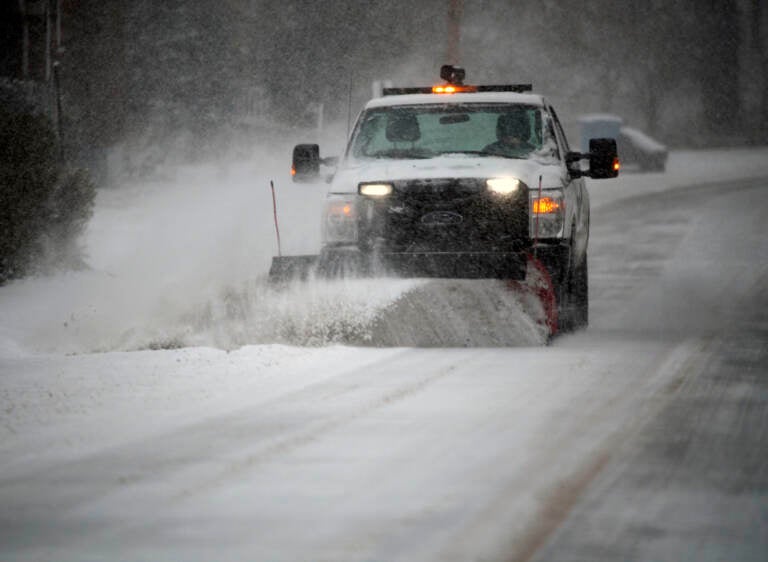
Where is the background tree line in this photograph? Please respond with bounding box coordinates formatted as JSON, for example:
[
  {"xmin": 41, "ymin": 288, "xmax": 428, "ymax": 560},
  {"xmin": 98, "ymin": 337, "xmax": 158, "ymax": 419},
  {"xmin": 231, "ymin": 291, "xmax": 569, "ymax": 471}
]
[
  {"xmin": 4, "ymin": 0, "xmax": 762, "ymax": 178},
  {"xmin": 0, "ymin": 78, "xmax": 95, "ymax": 284}
]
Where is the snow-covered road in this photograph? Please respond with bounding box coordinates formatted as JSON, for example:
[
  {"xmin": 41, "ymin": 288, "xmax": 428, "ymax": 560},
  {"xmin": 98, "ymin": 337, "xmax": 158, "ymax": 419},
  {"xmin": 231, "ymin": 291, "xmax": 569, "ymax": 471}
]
[{"xmin": 1, "ymin": 147, "xmax": 767, "ymax": 561}]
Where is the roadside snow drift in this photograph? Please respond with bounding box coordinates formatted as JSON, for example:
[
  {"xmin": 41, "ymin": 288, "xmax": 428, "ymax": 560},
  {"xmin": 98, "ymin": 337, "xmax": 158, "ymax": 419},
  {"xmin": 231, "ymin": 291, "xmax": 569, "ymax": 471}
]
[{"xmin": 0, "ymin": 147, "xmax": 546, "ymax": 355}]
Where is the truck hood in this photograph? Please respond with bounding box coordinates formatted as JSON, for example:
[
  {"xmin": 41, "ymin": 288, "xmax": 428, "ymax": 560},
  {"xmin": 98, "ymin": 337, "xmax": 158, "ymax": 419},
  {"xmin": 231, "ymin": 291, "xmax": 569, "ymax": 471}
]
[{"xmin": 330, "ymin": 155, "xmax": 566, "ymax": 192}]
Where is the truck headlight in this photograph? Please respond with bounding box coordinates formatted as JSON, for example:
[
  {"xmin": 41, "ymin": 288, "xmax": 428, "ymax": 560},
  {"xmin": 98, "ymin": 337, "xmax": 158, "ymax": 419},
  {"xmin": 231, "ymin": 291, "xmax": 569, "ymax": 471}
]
[
  {"xmin": 323, "ymin": 195, "xmax": 359, "ymax": 244},
  {"xmin": 359, "ymin": 182, "xmax": 393, "ymax": 197},
  {"xmin": 486, "ymin": 177, "xmax": 520, "ymax": 196},
  {"xmin": 530, "ymin": 192, "xmax": 565, "ymax": 238}
]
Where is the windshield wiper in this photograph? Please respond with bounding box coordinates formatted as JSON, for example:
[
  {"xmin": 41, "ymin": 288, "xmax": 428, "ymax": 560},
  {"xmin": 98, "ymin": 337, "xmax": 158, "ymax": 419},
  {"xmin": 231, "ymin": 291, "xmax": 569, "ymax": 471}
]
[
  {"xmin": 438, "ymin": 150, "xmax": 522, "ymax": 159},
  {"xmin": 367, "ymin": 149, "xmax": 434, "ymax": 160}
]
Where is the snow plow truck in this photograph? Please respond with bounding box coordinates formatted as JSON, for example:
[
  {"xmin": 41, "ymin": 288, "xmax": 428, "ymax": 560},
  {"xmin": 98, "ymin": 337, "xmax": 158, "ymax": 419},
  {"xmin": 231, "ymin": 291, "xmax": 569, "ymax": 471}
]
[{"xmin": 269, "ymin": 66, "xmax": 619, "ymax": 333}]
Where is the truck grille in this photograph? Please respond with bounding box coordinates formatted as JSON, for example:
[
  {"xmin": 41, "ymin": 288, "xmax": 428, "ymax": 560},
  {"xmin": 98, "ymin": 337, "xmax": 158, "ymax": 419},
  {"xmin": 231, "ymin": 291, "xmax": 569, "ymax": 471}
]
[{"xmin": 377, "ymin": 178, "xmax": 530, "ymax": 253}]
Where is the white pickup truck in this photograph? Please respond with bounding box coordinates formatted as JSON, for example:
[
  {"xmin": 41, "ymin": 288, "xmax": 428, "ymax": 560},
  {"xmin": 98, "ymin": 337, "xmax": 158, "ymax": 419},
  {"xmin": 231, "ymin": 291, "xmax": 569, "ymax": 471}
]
[{"xmin": 276, "ymin": 66, "xmax": 619, "ymax": 330}]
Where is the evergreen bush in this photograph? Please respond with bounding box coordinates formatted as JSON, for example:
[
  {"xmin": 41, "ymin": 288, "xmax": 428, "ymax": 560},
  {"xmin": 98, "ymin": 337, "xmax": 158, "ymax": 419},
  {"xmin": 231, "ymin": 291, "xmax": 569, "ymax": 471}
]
[{"xmin": 0, "ymin": 88, "xmax": 95, "ymax": 284}]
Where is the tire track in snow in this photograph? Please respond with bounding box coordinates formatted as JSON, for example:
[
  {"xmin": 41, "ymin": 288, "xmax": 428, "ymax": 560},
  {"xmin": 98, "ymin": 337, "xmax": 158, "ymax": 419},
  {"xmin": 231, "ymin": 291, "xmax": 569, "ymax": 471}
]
[
  {"xmin": 432, "ymin": 338, "xmax": 713, "ymax": 562},
  {"xmin": 0, "ymin": 350, "xmax": 474, "ymax": 548},
  {"xmin": 168, "ymin": 357, "xmax": 464, "ymax": 501}
]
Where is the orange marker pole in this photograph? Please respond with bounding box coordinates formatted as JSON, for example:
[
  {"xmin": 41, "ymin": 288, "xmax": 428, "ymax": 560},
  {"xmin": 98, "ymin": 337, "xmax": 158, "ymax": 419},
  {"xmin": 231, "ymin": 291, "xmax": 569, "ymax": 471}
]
[
  {"xmin": 533, "ymin": 174, "xmax": 542, "ymax": 259},
  {"xmin": 270, "ymin": 180, "xmax": 282, "ymax": 257}
]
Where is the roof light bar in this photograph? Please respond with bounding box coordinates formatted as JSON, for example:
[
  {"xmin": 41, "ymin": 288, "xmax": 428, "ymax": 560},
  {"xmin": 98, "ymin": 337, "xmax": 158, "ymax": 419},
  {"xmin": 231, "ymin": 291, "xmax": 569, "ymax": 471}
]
[
  {"xmin": 381, "ymin": 66, "xmax": 533, "ymax": 96},
  {"xmin": 383, "ymin": 87, "xmax": 438, "ymax": 95},
  {"xmin": 382, "ymin": 83, "xmax": 533, "ymax": 96},
  {"xmin": 476, "ymin": 84, "xmax": 532, "ymax": 93}
]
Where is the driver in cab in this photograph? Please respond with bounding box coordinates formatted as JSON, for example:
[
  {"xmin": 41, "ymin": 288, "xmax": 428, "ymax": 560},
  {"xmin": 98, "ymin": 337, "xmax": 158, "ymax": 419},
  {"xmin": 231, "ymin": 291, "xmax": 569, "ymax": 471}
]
[{"xmin": 483, "ymin": 112, "xmax": 535, "ymax": 158}]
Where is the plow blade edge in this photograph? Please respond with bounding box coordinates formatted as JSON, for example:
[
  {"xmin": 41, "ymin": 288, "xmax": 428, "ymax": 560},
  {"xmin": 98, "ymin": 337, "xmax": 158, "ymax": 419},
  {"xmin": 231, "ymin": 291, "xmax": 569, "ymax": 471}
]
[{"xmin": 268, "ymin": 255, "xmax": 319, "ymax": 283}]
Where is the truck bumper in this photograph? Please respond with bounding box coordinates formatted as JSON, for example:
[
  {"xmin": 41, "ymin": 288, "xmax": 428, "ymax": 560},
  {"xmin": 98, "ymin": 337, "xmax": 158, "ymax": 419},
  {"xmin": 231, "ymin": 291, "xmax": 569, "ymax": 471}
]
[
  {"xmin": 318, "ymin": 247, "xmax": 527, "ymax": 280},
  {"xmin": 382, "ymin": 251, "xmax": 527, "ymax": 279}
]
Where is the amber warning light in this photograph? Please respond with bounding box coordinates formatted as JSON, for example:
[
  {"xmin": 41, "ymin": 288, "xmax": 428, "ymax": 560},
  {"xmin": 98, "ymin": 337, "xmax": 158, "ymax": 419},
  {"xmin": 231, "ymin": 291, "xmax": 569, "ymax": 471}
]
[
  {"xmin": 432, "ymin": 84, "xmax": 478, "ymax": 94},
  {"xmin": 328, "ymin": 201, "xmax": 354, "ymax": 217},
  {"xmin": 613, "ymin": 157, "xmax": 621, "ymax": 172}
]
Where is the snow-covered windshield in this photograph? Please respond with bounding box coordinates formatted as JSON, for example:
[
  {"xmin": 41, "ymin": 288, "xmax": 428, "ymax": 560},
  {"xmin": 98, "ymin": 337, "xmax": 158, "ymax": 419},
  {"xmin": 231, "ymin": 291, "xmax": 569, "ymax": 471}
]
[{"xmin": 347, "ymin": 103, "xmax": 545, "ymax": 162}]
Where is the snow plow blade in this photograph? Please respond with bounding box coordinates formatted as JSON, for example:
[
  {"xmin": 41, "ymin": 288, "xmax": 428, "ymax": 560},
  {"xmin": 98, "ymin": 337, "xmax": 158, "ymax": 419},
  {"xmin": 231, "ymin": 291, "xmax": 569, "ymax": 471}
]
[
  {"xmin": 383, "ymin": 251, "xmax": 526, "ymax": 280},
  {"xmin": 269, "ymin": 251, "xmax": 528, "ymax": 282},
  {"xmin": 268, "ymin": 255, "xmax": 319, "ymax": 283}
]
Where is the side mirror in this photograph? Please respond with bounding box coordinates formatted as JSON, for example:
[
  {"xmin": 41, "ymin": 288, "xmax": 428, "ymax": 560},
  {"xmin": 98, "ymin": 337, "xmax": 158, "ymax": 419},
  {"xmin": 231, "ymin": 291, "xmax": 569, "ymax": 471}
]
[
  {"xmin": 565, "ymin": 151, "xmax": 583, "ymax": 178},
  {"xmin": 291, "ymin": 144, "xmax": 320, "ymax": 183},
  {"xmin": 588, "ymin": 138, "xmax": 619, "ymax": 179}
]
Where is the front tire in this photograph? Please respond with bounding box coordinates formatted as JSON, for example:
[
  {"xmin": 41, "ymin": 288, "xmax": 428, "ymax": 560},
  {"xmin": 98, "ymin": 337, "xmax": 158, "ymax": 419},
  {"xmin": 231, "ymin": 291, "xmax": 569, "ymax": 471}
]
[
  {"xmin": 549, "ymin": 245, "xmax": 588, "ymax": 334},
  {"xmin": 556, "ymin": 274, "xmax": 576, "ymax": 334},
  {"xmin": 571, "ymin": 253, "xmax": 589, "ymax": 329},
  {"xmin": 548, "ymin": 253, "xmax": 573, "ymax": 334}
]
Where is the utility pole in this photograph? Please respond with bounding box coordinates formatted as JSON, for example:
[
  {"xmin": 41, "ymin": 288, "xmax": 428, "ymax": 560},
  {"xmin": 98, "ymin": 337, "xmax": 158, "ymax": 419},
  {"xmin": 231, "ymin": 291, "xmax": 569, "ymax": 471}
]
[
  {"xmin": 446, "ymin": 0, "xmax": 463, "ymax": 65},
  {"xmin": 55, "ymin": 0, "xmax": 61, "ymax": 48},
  {"xmin": 20, "ymin": 0, "xmax": 29, "ymax": 79},
  {"xmin": 752, "ymin": 0, "xmax": 768, "ymax": 143},
  {"xmin": 52, "ymin": 0, "xmax": 64, "ymax": 158},
  {"xmin": 19, "ymin": 0, "xmax": 51, "ymax": 82},
  {"xmin": 44, "ymin": 0, "xmax": 51, "ymax": 81}
]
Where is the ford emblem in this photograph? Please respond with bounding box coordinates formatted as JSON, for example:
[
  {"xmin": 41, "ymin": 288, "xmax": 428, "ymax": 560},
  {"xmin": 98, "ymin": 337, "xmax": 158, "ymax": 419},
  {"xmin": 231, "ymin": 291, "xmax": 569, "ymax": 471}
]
[{"xmin": 421, "ymin": 210, "xmax": 463, "ymax": 225}]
